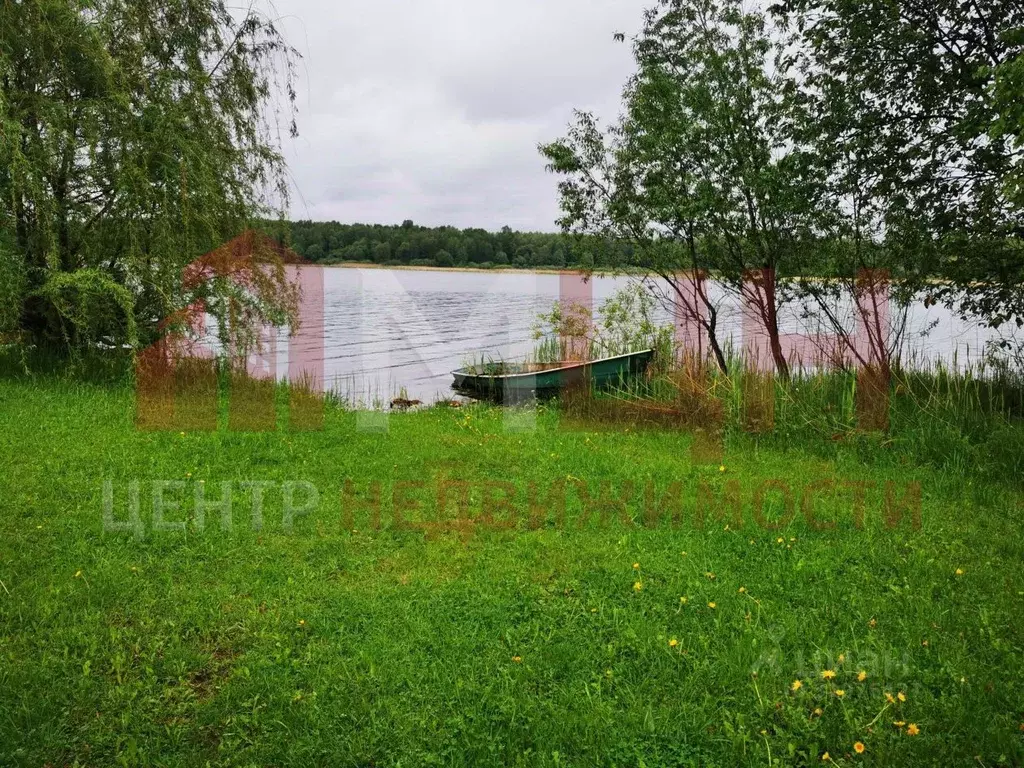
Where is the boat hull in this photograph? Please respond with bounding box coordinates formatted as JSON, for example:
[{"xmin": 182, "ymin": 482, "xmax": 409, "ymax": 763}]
[{"xmin": 452, "ymin": 350, "xmax": 655, "ymax": 401}]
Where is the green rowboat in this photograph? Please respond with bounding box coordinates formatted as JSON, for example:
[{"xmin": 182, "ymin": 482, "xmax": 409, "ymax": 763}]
[{"xmin": 452, "ymin": 349, "xmax": 655, "ymax": 400}]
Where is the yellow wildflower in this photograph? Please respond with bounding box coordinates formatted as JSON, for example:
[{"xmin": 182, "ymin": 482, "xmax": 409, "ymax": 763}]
[
  {"xmin": 834, "ymin": 689, "xmax": 845, "ymax": 698},
  {"xmin": 885, "ymin": 692, "xmax": 896, "ymax": 703},
  {"xmin": 633, "ymin": 562, "xmax": 640, "ymax": 570},
  {"xmin": 738, "ymin": 586, "xmax": 747, "ymax": 593},
  {"xmin": 906, "ymin": 723, "xmax": 919, "ymax": 736},
  {"xmin": 897, "ymin": 691, "xmax": 906, "ymax": 702},
  {"xmin": 679, "ymin": 596, "xmax": 688, "ymax": 604},
  {"xmin": 707, "ymin": 601, "xmax": 716, "ymax": 609},
  {"xmin": 791, "ymin": 679, "xmax": 803, "ymax": 692},
  {"xmin": 893, "ymin": 721, "xmax": 905, "ymax": 727},
  {"xmin": 821, "ymin": 669, "xmax": 836, "ymax": 680},
  {"xmin": 857, "ymin": 670, "xmax": 867, "ymax": 682},
  {"xmin": 633, "ymin": 581, "xmax": 643, "ymax": 591},
  {"xmin": 669, "ymin": 638, "xmax": 679, "ymax": 648},
  {"xmin": 853, "ymin": 741, "xmax": 865, "ymax": 754},
  {"xmin": 821, "ymin": 752, "xmax": 830, "ymax": 762},
  {"xmin": 512, "ymin": 656, "xmax": 522, "ymax": 663}
]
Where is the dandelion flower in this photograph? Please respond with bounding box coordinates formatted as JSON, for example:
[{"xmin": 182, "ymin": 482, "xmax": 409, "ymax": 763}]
[
  {"xmin": 853, "ymin": 741, "xmax": 865, "ymax": 754},
  {"xmin": 906, "ymin": 723, "xmax": 919, "ymax": 736},
  {"xmin": 633, "ymin": 562, "xmax": 640, "ymax": 570},
  {"xmin": 705, "ymin": 571, "xmax": 715, "ymax": 579},
  {"xmin": 821, "ymin": 752, "xmax": 830, "ymax": 762},
  {"xmin": 955, "ymin": 568, "xmax": 964, "ymax": 575},
  {"xmin": 838, "ymin": 653, "xmax": 846, "ymax": 663},
  {"xmin": 777, "ymin": 537, "xmax": 784, "ymax": 544},
  {"xmin": 791, "ymin": 679, "xmax": 803, "ymax": 692},
  {"xmin": 298, "ymin": 619, "xmax": 305, "ymax": 626},
  {"xmin": 738, "ymin": 586, "xmax": 747, "ymax": 593},
  {"xmin": 813, "ymin": 707, "xmax": 823, "ymax": 717},
  {"xmin": 885, "ymin": 692, "xmax": 896, "ymax": 703},
  {"xmin": 821, "ymin": 669, "xmax": 836, "ymax": 680},
  {"xmin": 708, "ymin": 601, "xmax": 716, "ymax": 609},
  {"xmin": 868, "ymin": 618, "xmax": 877, "ymax": 628},
  {"xmin": 512, "ymin": 655, "xmax": 522, "ymax": 663},
  {"xmin": 897, "ymin": 691, "xmax": 906, "ymax": 702},
  {"xmin": 679, "ymin": 596, "xmax": 688, "ymax": 604},
  {"xmin": 669, "ymin": 638, "xmax": 679, "ymax": 647},
  {"xmin": 719, "ymin": 465, "xmax": 726, "ymax": 472},
  {"xmin": 633, "ymin": 581, "xmax": 643, "ymax": 591},
  {"xmin": 893, "ymin": 721, "xmax": 905, "ymax": 728},
  {"xmin": 857, "ymin": 670, "xmax": 867, "ymax": 682},
  {"xmin": 74, "ymin": 571, "xmax": 82, "ymax": 578},
  {"xmin": 834, "ymin": 689, "xmax": 846, "ymax": 698}
]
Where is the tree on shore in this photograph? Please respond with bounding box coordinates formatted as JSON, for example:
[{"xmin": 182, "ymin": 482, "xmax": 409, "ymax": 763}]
[
  {"xmin": 773, "ymin": 0, "xmax": 1024, "ymax": 333},
  {"xmin": 0, "ymin": 0, "xmax": 300, "ymax": 353},
  {"xmin": 542, "ymin": 0, "xmax": 820, "ymax": 378}
]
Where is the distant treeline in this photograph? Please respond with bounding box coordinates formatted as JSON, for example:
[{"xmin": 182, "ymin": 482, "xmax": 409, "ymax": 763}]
[
  {"xmin": 281, "ymin": 220, "xmax": 854, "ymax": 275},
  {"xmin": 285, "ymin": 220, "xmax": 634, "ymax": 270}
]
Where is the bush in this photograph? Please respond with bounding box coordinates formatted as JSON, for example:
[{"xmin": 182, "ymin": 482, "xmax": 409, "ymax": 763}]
[{"xmin": 0, "ymin": 238, "xmax": 26, "ymax": 336}]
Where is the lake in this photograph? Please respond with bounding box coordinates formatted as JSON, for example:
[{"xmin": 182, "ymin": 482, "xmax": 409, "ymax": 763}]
[{"xmin": 274, "ymin": 266, "xmax": 1010, "ymax": 404}]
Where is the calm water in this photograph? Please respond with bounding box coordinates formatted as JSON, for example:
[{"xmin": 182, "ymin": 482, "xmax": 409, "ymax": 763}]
[{"xmin": 274, "ymin": 266, "xmax": 1008, "ymax": 404}]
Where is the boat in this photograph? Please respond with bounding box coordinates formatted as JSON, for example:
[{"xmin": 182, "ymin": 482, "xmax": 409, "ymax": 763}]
[{"xmin": 452, "ymin": 349, "xmax": 655, "ymax": 400}]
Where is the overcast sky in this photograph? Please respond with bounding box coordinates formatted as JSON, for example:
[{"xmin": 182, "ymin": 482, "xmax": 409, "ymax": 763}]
[{"xmin": 276, "ymin": 0, "xmax": 646, "ymax": 232}]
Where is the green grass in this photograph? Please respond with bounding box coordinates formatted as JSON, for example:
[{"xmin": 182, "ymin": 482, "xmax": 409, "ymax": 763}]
[{"xmin": 1, "ymin": 372, "xmax": 1024, "ymax": 766}]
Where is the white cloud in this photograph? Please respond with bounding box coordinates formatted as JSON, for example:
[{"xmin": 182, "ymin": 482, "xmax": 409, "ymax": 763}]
[{"xmin": 276, "ymin": 0, "xmax": 645, "ymax": 230}]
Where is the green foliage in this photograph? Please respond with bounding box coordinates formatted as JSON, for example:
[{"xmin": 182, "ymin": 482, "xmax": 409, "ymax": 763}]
[
  {"xmin": 774, "ymin": 0, "xmax": 1024, "ymax": 323},
  {"xmin": 541, "ymin": 0, "xmax": 822, "ymax": 376},
  {"xmin": 0, "ymin": 0, "xmax": 300, "ymax": 352},
  {"xmin": 34, "ymin": 268, "xmax": 138, "ymax": 350},
  {"xmin": 543, "ymin": 0, "xmax": 1024, "ymax": 377},
  {"xmin": 532, "ymin": 284, "xmax": 672, "ymax": 367},
  {"xmin": 284, "ymin": 219, "xmax": 636, "ymax": 271},
  {"xmin": 0, "ymin": 234, "xmax": 26, "ymax": 336}
]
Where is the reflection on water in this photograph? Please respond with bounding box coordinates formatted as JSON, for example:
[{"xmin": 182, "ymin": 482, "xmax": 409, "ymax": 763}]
[{"xmin": 277, "ymin": 267, "xmax": 1009, "ymax": 404}]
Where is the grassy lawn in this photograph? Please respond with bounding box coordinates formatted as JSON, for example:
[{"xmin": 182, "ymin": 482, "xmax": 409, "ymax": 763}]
[{"xmin": 1, "ymin": 375, "xmax": 1023, "ymax": 766}]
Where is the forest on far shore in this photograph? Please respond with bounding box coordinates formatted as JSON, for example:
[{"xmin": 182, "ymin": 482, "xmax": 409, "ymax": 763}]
[{"xmin": 285, "ymin": 219, "xmax": 627, "ymax": 270}]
